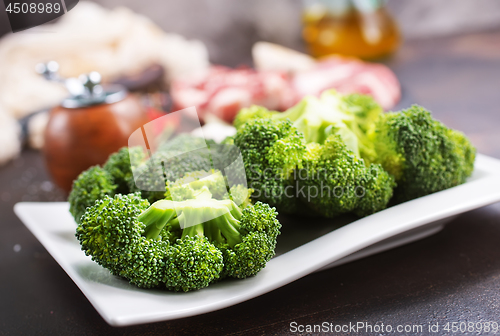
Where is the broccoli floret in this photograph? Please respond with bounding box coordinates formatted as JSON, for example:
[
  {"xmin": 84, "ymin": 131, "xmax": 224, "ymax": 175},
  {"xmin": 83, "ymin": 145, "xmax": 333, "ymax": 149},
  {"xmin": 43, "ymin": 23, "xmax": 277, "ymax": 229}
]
[
  {"xmin": 224, "ymin": 184, "xmax": 254, "ymax": 209},
  {"xmin": 163, "ymin": 235, "xmax": 223, "ymax": 292},
  {"xmin": 335, "ymin": 92, "xmax": 382, "ymax": 164},
  {"xmin": 297, "ymin": 135, "xmax": 395, "ymax": 218},
  {"xmin": 234, "ymin": 118, "xmax": 307, "ymax": 213},
  {"xmin": 75, "ymin": 193, "xmax": 170, "ymax": 288},
  {"xmin": 341, "ymin": 93, "xmax": 383, "ymax": 134},
  {"xmin": 274, "ymin": 97, "xmax": 341, "ymax": 144},
  {"xmin": 274, "ymin": 91, "xmax": 381, "ymax": 159},
  {"xmin": 69, "ymin": 147, "xmax": 146, "ymax": 223},
  {"xmin": 68, "ymin": 166, "xmax": 116, "ymax": 224},
  {"xmin": 69, "ymin": 133, "xmax": 246, "ymax": 210},
  {"xmin": 165, "ymin": 169, "xmax": 253, "ymax": 209},
  {"xmin": 130, "ymin": 135, "xmax": 216, "ymax": 203},
  {"xmin": 76, "ymin": 193, "xmax": 223, "ymax": 291},
  {"xmin": 104, "ymin": 147, "xmax": 145, "ymax": 194},
  {"xmin": 142, "ymin": 198, "xmax": 280, "ymax": 286},
  {"xmin": 157, "ymin": 133, "xmax": 216, "ymax": 154},
  {"xmin": 76, "ymin": 194, "xmax": 280, "ymax": 291},
  {"xmin": 233, "ymin": 90, "xmax": 382, "ymax": 162},
  {"xmin": 169, "ymin": 199, "xmax": 280, "ymax": 279},
  {"xmin": 233, "ymin": 105, "xmax": 276, "ymax": 130},
  {"xmin": 214, "ymin": 201, "xmax": 280, "ymax": 278},
  {"xmin": 167, "ymin": 170, "xmax": 228, "ymax": 200},
  {"xmin": 369, "ymin": 105, "xmax": 476, "ymax": 202}
]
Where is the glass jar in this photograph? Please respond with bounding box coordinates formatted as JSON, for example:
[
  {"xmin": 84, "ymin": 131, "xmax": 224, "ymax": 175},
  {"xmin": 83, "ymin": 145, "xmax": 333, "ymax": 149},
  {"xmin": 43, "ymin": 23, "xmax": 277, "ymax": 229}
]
[{"xmin": 302, "ymin": 0, "xmax": 401, "ymax": 59}]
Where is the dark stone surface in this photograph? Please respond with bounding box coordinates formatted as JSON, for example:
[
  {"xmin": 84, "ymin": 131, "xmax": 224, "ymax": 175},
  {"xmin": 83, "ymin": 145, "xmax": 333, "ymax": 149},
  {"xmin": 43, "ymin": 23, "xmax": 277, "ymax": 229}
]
[
  {"xmin": 1, "ymin": 31, "xmax": 500, "ymax": 335},
  {"xmin": 388, "ymin": 31, "xmax": 500, "ymax": 160}
]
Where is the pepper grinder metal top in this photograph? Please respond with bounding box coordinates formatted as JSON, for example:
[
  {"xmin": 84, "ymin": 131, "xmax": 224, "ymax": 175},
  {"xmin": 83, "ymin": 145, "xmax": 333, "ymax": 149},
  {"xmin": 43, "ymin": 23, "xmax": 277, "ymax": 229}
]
[
  {"xmin": 36, "ymin": 61, "xmax": 127, "ymax": 109},
  {"xmin": 37, "ymin": 61, "xmax": 148, "ymax": 192}
]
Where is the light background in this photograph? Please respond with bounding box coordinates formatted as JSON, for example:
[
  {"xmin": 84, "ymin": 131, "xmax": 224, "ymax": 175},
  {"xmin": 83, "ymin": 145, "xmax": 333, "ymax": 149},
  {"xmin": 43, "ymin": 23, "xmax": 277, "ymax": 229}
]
[{"xmin": 1, "ymin": 0, "xmax": 500, "ymax": 65}]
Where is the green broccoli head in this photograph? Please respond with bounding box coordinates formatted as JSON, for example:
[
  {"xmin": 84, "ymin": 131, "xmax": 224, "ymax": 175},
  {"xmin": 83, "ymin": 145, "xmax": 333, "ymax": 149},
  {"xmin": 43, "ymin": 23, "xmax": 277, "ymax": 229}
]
[
  {"xmin": 130, "ymin": 140, "xmax": 215, "ymax": 203},
  {"xmin": 220, "ymin": 231, "xmax": 276, "ymax": 279},
  {"xmin": 354, "ymin": 163, "xmax": 397, "ymax": 217},
  {"xmin": 76, "ymin": 193, "xmax": 171, "ymax": 288},
  {"xmin": 157, "ymin": 133, "xmax": 216, "ymax": 154},
  {"xmin": 370, "ymin": 105, "xmax": 476, "ymax": 202},
  {"xmin": 233, "ymin": 91, "xmax": 383, "ymax": 162},
  {"xmin": 163, "ymin": 235, "xmax": 223, "ymax": 292},
  {"xmin": 234, "ymin": 118, "xmax": 307, "ymax": 213},
  {"xmin": 77, "ymin": 195, "xmax": 281, "ymax": 292},
  {"xmin": 104, "ymin": 147, "xmax": 145, "ymax": 194},
  {"xmin": 166, "ymin": 170, "xmax": 227, "ymax": 201},
  {"xmin": 339, "ymin": 92, "xmax": 383, "ymax": 134},
  {"xmin": 297, "ymin": 135, "xmax": 395, "ymax": 218},
  {"xmin": 225, "ymin": 184, "xmax": 254, "ymax": 209},
  {"xmin": 282, "ymin": 91, "xmax": 381, "ymax": 161},
  {"xmin": 141, "ymin": 199, "xmax": 281, "ymax": 282},
  {"xmin": 76, "ymin": 194, "xmax": 224, "ymax": 291},
  {"xmin": 273, "ymin": 96, "xmax": 348, "ymax": 145},
  {"xmin": 238, "ymin": 201, "xmax": 281, "ymax": 240},
  {"xmin": 165, "ymin": 169, "xmax": 253, "ymax": 208},
  {"xmin": 215, "ymin": 201, "xmax": 280, "ymax": 278},
  {"xmin": 68, "ymin": 166, "xmax": 117, "ymax": 224},
  {"xmin": 337, "ymin": 92, "xmax": 382, "ymax": 164},
  {"xmin": 233, "ymin": 105, "xmax": 276, "ymax": 130}
]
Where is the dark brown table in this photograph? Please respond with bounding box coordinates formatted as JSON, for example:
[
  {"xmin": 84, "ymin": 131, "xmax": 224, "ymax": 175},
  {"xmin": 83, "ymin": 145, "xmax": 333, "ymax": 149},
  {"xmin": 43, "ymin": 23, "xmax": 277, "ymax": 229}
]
[{"xmin": 1, "ymin": 30, "xmax": 500, "ymax": 335}]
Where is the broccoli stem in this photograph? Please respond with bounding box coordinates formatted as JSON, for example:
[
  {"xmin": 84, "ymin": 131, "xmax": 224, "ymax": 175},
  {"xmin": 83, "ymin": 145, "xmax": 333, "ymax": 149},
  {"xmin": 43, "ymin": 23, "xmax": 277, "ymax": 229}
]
[
  {"xmin": 179, "ymin": 211, "xmax": 243, "ymax": 247},
  {"xmin": 138, "ymin": 200, "xmax": 177, "ymax": 240},
  {"xmin": 182, "ymin": 223, "xmax": 205, "ymax": 239},
  {"xmin": 204, "ymin": 221, "xmax": 226, "ymax": 245},
  {"xmin": 167, "ymin": 217, "xmax": 181, "ymax": 231},
  {"xmin": 210, "ymin": 213, "xmax": 242, "ymax": 248},
  {"xmin": 219, "ymin": 199, "xmax": 243, "ymax": 221},
  {"xmin": 139, "ymin": 199, "xmax": 246, "ymax": 248}
]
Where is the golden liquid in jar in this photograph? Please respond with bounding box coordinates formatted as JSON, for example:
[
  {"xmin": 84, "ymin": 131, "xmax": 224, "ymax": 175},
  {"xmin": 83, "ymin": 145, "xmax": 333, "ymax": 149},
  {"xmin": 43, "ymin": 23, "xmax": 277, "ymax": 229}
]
[{"xmin": 303, "ymin": 7, "xmax": 400, "ymax": 60}]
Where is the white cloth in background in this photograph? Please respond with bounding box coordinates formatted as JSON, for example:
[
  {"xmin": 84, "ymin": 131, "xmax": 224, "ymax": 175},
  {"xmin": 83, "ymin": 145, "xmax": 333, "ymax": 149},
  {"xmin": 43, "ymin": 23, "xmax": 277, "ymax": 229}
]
[
  {"xmin": 0, "ymin": 107, "xmax": 21, "ymax": 166},
  {"xmin": 0, "ymin": 2, "xmax": 210, "ymax": 165}
]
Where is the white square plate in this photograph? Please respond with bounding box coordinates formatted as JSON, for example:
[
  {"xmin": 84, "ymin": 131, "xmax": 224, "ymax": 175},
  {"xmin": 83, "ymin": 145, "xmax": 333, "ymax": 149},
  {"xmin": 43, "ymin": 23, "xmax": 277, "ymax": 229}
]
[{"xmin": 14, "ymin": 154, "xmax": 500, "ymax": 326}]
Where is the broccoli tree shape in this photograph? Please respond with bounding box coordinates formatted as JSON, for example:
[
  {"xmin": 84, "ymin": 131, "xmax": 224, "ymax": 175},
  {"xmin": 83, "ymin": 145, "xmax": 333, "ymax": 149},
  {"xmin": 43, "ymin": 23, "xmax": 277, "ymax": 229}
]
[
  {"xmin": 369, "ymin": 105, "xmax": 476, "ymax": 202},
  {"xmin": 68, "ymin": 166, "xmax": 116, "ymax": 224},
  {"xmin": 76, "ymin": 193, "xmax": 281, "ymax": 292},
  {"xmin": 234, "ymin": 118, "xmax": 307, "ymax": 214},
  {"xmin": 297, "ymin": 135, "xmax": 395, "ymax": 218},
  {"xmin": 233, "ymin": 90, "xmax": 383, "ymax": 162},
  {"xmin": 68, "ymin": 133, "xmax": 250, "ymax": 223}
]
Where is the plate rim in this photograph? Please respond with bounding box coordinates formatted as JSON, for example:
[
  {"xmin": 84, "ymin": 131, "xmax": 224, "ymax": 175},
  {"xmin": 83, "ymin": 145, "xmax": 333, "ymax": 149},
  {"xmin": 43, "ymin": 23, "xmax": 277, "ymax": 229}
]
[{"xmin": 14, "ymin": 153, "xmax": 500, "ymax": 326}]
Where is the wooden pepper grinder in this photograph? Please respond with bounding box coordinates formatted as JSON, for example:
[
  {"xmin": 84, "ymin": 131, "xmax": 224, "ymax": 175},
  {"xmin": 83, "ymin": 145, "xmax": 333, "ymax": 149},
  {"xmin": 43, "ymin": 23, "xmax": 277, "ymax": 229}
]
[{"xmin": 38, "ymin": 62, "xmax": 149, "ymax": 192}]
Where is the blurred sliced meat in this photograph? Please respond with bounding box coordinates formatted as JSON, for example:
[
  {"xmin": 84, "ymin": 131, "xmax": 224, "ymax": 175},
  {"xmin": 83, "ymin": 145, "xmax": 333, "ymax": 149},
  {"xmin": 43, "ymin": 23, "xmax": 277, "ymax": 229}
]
[
  {"xmin": 172, "ymin": 49, "xmax": 401, "ymax": 124},
  {"xmin": 293, "ymin": 57, "xmax": 401, "ymax": 110},
  {"xmin": 171, "ymin": 66, "xmax": 297, "ymax": 122}
]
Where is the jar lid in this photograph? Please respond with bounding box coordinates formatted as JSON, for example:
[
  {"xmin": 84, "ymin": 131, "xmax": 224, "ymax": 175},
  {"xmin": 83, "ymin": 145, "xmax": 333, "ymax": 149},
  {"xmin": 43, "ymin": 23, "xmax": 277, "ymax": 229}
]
[
  {"xmin": 61, "ymin": 72, "xmax": 127, "ymax": 108},
  {"xmin": 36, "ymin": 62, "xmax": 128, "ymax": 109},
  {"xmin": 61, "ymin": 84, "xmax": 127, "ymax": 108}
]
